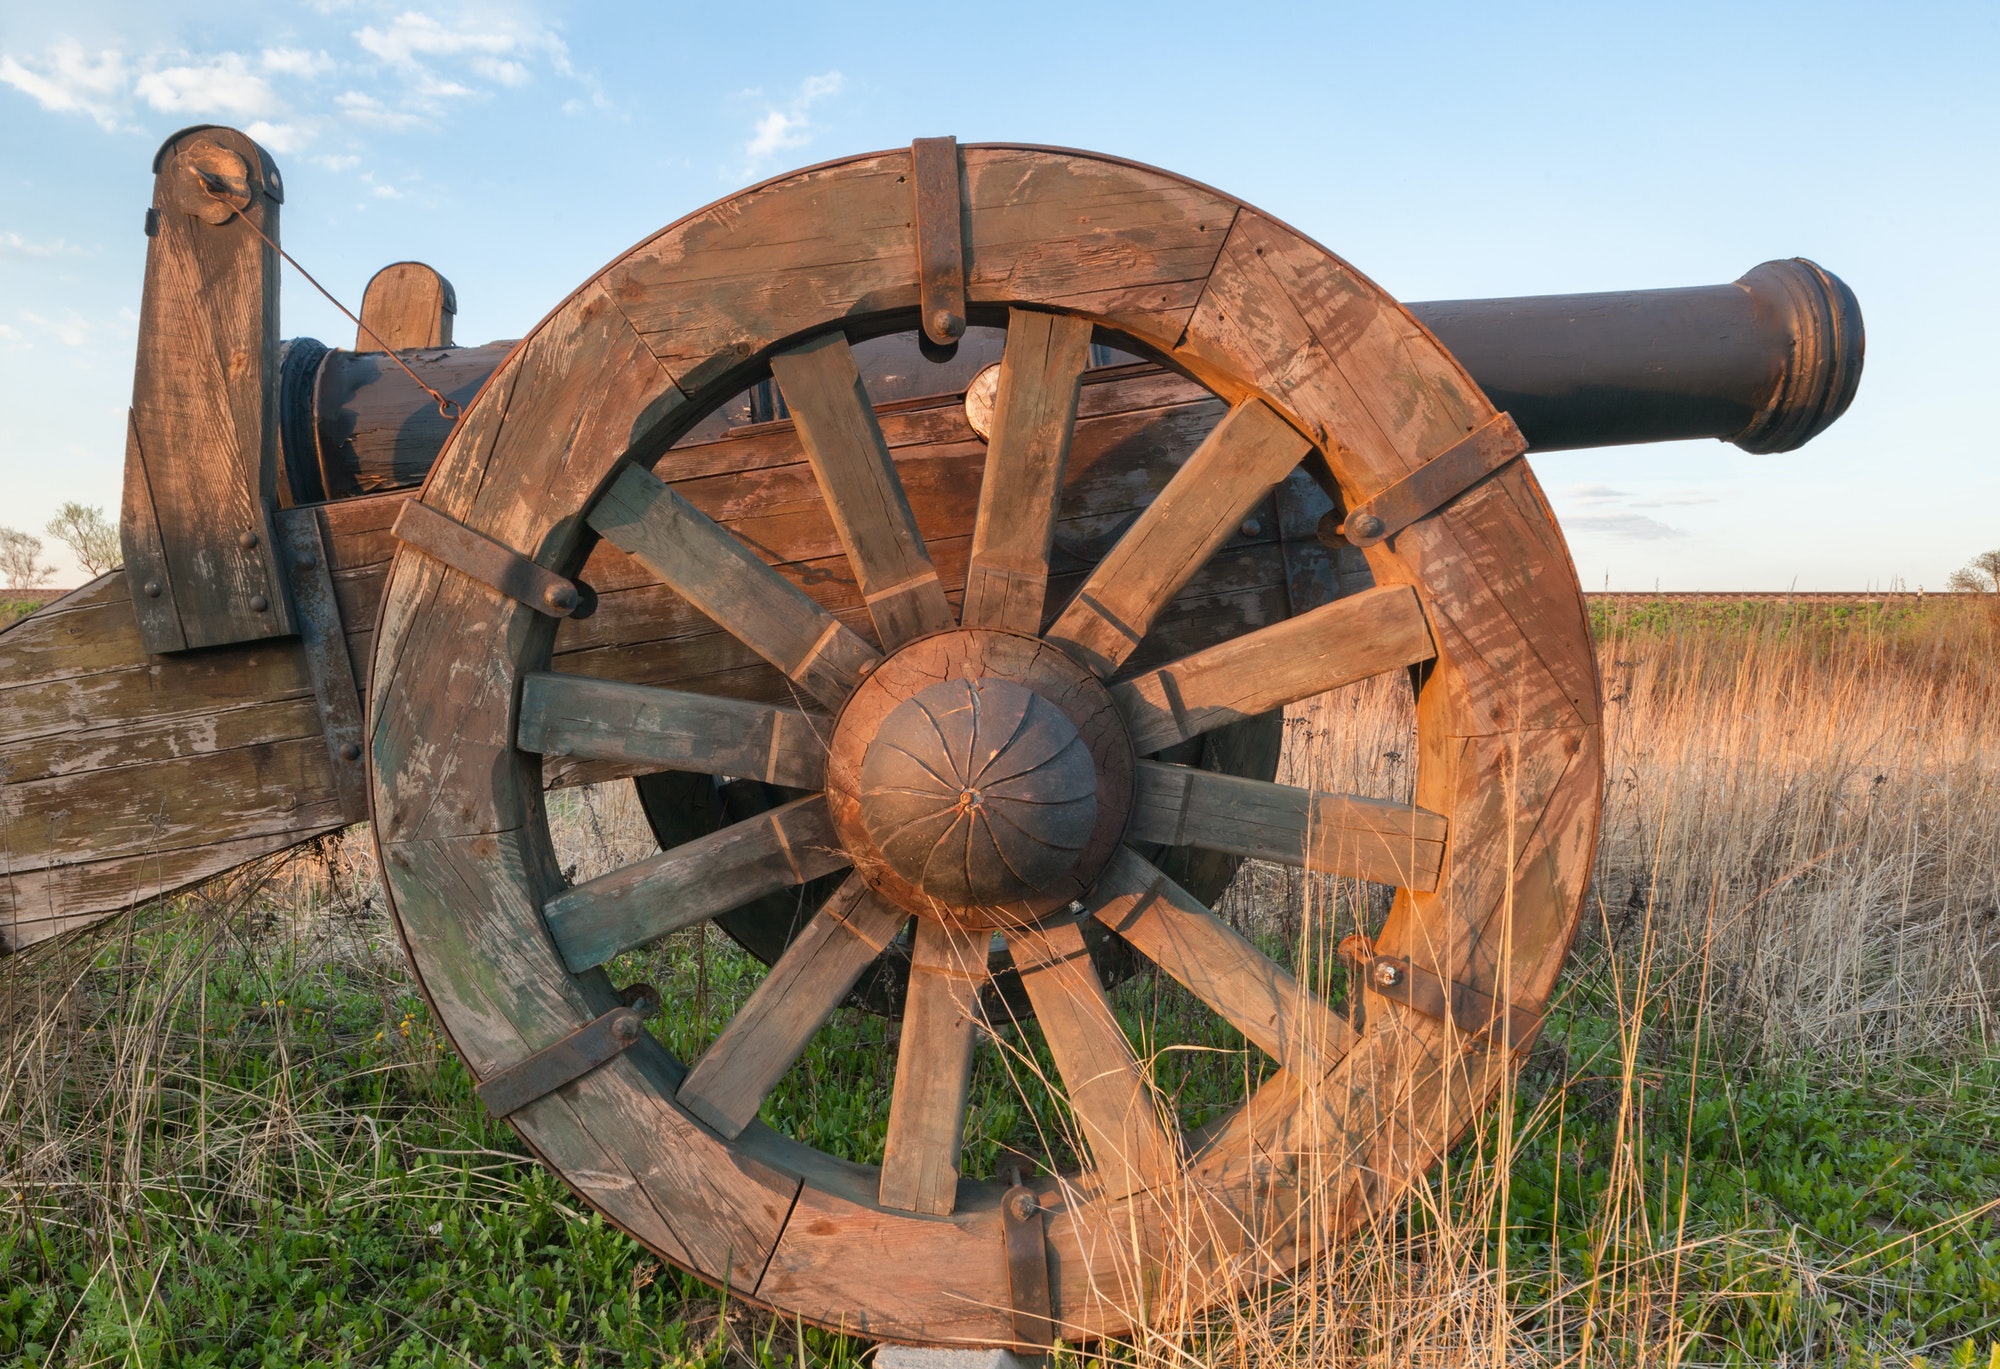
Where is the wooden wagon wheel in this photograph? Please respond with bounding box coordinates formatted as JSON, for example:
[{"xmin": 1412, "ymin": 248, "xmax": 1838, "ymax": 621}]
[{"xmin": 368, "ymin": 144, "xmax": 1601, "ymax": 1346}]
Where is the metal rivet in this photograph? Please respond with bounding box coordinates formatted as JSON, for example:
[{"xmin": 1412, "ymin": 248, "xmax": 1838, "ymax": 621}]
[
  {"xmin": 930, "ymin": 309, "xmax": 966, "ymax": 342},
  {"xmin": 1006, "ymin": 1189, "xmax": 1039, "ymax": 1221},
  {"xmin": 543, "ymin": 582, "xmax": 578, "ymax": 614},
  {"xmin": 1347, "ymin": 512, "xmax": 1386, "ymax": 542},
  {"xmin": 611, "ymin": 1012, "xmax": 642, "ymax": 1043},
  {"xmin": 1372, "ymin": 960, "xmax": 1403, "ymax": 988},
  {"xmin": 238, "ymin": 530, "xmax": 257, "ymax": 549},
  {"xmin": 1239, "ymin": 519, "xmax": 1261, "ymax": 539},
  {"xmin": 295, "ymin": 552, "xmax": 316, "ymax": 570},
  {"xmin": 249, "ymin": 594, "xmax": 270, "ymax": 613},
  {"xmin": 142, "ymin": 580, "xmax": 162, "ymax": 598},
  {"xmin": 339, "ymin": 742, "xmax": 362, "ymax": 762}
]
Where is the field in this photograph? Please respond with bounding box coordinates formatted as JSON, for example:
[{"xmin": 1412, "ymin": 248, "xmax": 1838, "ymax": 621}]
[{"xmin": 3, "ymin": 594, "xmax": 1998, "ymax": 1367}]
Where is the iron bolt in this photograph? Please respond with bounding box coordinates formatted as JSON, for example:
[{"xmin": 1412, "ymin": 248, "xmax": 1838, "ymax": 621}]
[
  {"xmin": 929, "ymin": 308, "xmax": 965, "ymax": 343},
  {"xmin": 295, "ymin": 552, "xmax": 315, "ymax": 570},
  {"xmin": 543, "ymin": 582, "xmax": 579, "ymax": 614},
  {"xmin": 339, "ymin": 742, "xmax": 362, "ymax": 762},
  {"xmin": 611, "ymin": 1012, "xmax": 642, "ymax": 1043},
  {"xmin": 1239, "ymin": 519, "xmax": 1261, "ymax": 539},
  {"xmin": 238, "ymin": 530, "xmax": 257, "ymax": 549},
  {"xmin": 142, "ymin": 580, "xmax": 161, "ymax": 598},
  {"xmin": 1006, "ymin": 1189, "xmax": 1039, "ymax": 1222},
  {"xmin": 1346, "ymin": 513, "xmax": 1386, "ymax": 542},
  {"xmin": 249, "ymin": 595, "xmax": 270, "ymax": 613},
  {"xmin": 1372, "ymin": 960, "xmax": 1403, "ymax": 988}
]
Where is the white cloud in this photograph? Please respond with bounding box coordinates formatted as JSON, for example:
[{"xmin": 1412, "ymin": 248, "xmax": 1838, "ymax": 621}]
[
  {"xmin": 0, "ymin": 232, "xmax": 85, "ymax": 260},
  {"xmin": 261, "ymin": 47, "xmax": 336, "ymax": 78},
  {"xmin": 134, "ymin": 53, "xmax": 282, "ymax": 117},
  {"xmin": 371, "ymin": 182, "xmax": 402, "ymax": 199},
  {"xmin": 739, "ymin": 70, "xmax": 844, "ymax": 176},
  {"xmin": 1565, "ymin": 513, "xmax": 1687, "ymax": 541},
  {"xmin": 336, "ymin": 89, "xmax": 420, "ymax": 129},
  {"xmin": 314, "ymin": 152, "xmax": 361, "ymax": 171},
  {"xmin": 244, "ymin": 119, "xmax": 309, "ymax": 154},
  {"xmin": 0, "ymin": 41, "xmax": 128, "ymax": 131},
  {"xmin": 354, "ymin": 12, "xmax": 561, "ymax": 69}
]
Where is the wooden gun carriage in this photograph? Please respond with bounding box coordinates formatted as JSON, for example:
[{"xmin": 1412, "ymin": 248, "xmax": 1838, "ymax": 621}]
[{"xmin": 1, "ymin": 126, "xmax": 1862, "ymax": 1348}]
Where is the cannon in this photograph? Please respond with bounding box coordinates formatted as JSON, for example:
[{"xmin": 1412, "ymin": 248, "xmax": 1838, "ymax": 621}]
[{"xmin": 1, "ymin": 126, "xmax": 1861, "ymax": 1348}]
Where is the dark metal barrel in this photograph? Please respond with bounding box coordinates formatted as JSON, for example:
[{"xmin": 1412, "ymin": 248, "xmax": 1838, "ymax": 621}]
[
  {"xmin": 280, "ymin": 258, "xmax": 1863, "ymax": 501},
  {"xmin": 1407, "ymin": 258, "xmax": 1863, "ymax": 455}
]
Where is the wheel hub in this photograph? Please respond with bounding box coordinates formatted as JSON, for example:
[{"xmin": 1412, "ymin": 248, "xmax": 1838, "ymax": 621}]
[{"xmin": 826, "ymin": 628, "xmax": 1135, "ymax": 928}]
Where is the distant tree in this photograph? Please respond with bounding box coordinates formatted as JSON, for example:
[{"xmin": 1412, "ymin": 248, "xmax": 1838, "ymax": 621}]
[
  {"xmin": 1946, "ymin": 548, "xmax": 2000, "ymax": 594},
  {"xmin": 45, "ymin": 502, "xmax": 120, "ymax": 576},
  {"xmin": 1, "ymin": 526, "xmax": 56, "ymax": 590}
]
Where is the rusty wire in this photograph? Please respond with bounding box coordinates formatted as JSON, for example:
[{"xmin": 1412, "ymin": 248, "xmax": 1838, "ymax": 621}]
[{"xmin": 194, "ymin": 169, "xmax": 461, "ymax": 420}]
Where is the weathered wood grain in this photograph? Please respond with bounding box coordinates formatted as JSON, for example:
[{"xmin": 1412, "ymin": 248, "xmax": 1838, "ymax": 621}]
[
  {"xmin": 1011, "ymin": 916, "xmax": 1178, "ymax": 1201},
  {"xmin": 1046, "ymin": 399, "xmax": 1310, "ymax": 676},
  {"xmin": 962, "ymin": 310, "xmax": 1093, "ymax": 633},
  {"xmin": 1126, "ymin": 761, "xmax": 1448, "ymax": 891},
  {"xmin": 1091, "ymin": 848, "xmax": 1357, "ymax": 1072},
  {"xmin": 1109, "ymin": 584, "xmax": 1433, "ymax": 754},
  {"xmin": 355, "ymin": 261, "xmax": 455, "ymax": 351},
  {"xmin": 677, "ymin": 877, "xmax": 906, "ymax": 1138},
  {"xmin": 588, "ymin": 463, "xmax": 881, "ymax": 710},
  {"xmin": 769, "ymin": 334, "xmax": 951, "ymax": 648},
  {"xmin": 542, "ymin": 795, "xmax": 850, "ymax": 972},
  {"xmin": 878, "ymin": 919, "xmax": 986, "ymax": 1216},
  {"xmin": 517, "ymin": 673, "xmax": 827, "ymax": 789},
  {"xmin": 120, "ymin": 127, "xmax": 292, "ymax": 652}
]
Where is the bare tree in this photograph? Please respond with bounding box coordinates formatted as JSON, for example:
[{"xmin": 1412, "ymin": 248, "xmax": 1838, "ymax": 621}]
[
  {"xmin": 44, "ymin": 502, "xmax": 120, "ymax": 577},
  {"xmin": 1, "ymin": 526, "xmax": 56, "ymax": 590},
  {"xmin": 1946, "ymin": 548, "xmax": 2000, "ymax": 594}
]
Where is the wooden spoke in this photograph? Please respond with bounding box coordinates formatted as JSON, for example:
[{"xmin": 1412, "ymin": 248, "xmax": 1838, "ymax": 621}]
[
  {"xmin": 542, "ymin": 795, "xmax": 849, "ymax": 971},
  {"xmin": 878, "ymin": 919, "xmax": 988, "ymax": 1216},
  {"xmin": 518, "ymin": 673, "xmax": 827, "ymax": 789},
  {"xmin": 677, "ymin": 877, "xmax": 908, "ymax": 1139},
  {"xmin": 1045, "ymin": 398, "xmax": 1311, "ymax": 676},
  {"xmin": 770, "ymin": 334, "xmax": 953, "ymax": 649},
  {"xmin": 1090, "ymin": 847, "xmax": 1357, "ymax": 1075},
  {"xmin": 1127, "ymin": 761, "xmax": 1448, "ymax": 891},
  {"xmin": 588, "ymin": 463, "xmax": 880, "ymax": 710},
  {"xmin": 961, "ymin": 309, "xmax": 1093, "ymax": 633},
  {"xmin": 1110, "ymin": 584, "xmax": 1434, "ymax": 754},
  {"xmin": 1010, "ymin": 917, "xmax": 1179, "ymax": 1200}
]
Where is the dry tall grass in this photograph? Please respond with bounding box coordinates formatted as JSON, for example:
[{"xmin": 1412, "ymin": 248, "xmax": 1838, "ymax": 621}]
[{"xmin": 4, "ymin": 598, "xmax": 1997, "ymax": 1365}]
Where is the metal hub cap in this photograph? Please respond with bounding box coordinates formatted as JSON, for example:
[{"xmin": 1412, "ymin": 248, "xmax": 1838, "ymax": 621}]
[{"xmin": 859, "ymin": 677, "xmax": 1097, "ymax": 906}]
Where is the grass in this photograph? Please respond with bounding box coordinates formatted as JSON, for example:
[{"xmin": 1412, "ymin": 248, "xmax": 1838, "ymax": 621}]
[{"xmin": 3, "ymin": 594, "xmax": 1998, "ymax": 1366}]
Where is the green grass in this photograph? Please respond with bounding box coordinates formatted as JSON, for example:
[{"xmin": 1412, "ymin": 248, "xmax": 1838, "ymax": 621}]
[{"xmin": 6, "ymin": 878, "xmax": 2000, "ymax": 1367}]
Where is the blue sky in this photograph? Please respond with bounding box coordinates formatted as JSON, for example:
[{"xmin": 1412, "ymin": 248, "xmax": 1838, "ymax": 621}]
[{"xmin": 2, "ymin": 1, "xmax": 1994, "ymax": 588}]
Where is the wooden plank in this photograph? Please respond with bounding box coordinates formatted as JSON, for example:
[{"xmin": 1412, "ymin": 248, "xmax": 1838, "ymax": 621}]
[
  {"xmin": 275, "ymin": 507, "xmax": 369, "ymax": 822},
  {"xmin": 1089, "ymin": 847, "xmax": 1357, "ymax": 1072},
  {"xmin": 1126, "ymin": 761, "xmax": 1447, "ymax": 891},
  {"xmin": 962, "ymin": 310, "xmax": 1093, "ymax": 633},
  {"xmin": 878, "ymin": 919, "xmax": 986, "ymax": 1216},
  {"xmin": 1010, "ymin": 916, "xmax": 1178, "ymax": 1201},
  {"xmin": 517, "ymin": 672, "xmax": 827, "ymax": 789},
  {"xmin": 676, "ymin": 877, "xmax": 906, "ymax": 1138},
  {"xmin": 1109, "ymin": 584, "xmax": 1434, "ymax": 754},
  {"xmin": 769, "ymin": 334, "xmax": 952, "ymax": 649},
  {"xmin": 354, "ymin": 261, "xmax": 455, "ymax": 352},
  {"xmin": 586, "ymin": 463, "xmax": 880, "ymax": 710},
  {"xmin": 541, "ymin": 795, "xmax": 850, "ymax": 971},
  {"xmin": 119, "ymin": 127, "xmax": 293, "ymax": 651},
  {"xmin": 1046, "ymin": 399, "xmax": 1309, "ymax": 676}
]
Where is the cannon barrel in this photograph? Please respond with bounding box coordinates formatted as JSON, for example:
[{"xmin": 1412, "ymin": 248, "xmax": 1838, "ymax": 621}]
[{"xmin": 281, "ymin": 257, "xmax": 1862, "ymax": 501}]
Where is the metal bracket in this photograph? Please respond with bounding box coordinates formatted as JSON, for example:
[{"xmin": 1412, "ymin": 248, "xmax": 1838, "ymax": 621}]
[
  {"xmin": 392, "ymin": 499, "xmax": 596, "ymax": 619},
  {"xmin": 1366, "ymin": 954, "xmax": 1542, "ymax": 1053},
  {"xmin": 274, "ymin": 507, "xmax": 368, "ymax": 823},
  {"xmin": 1338, "ymin": 412, "xmax": 1528, "ymax": 548},
  {"xmin": 1000, "ymin": 1184, "xmax": 1054, "ymax": 1347},
  {"xmin": 911, "ymin": 136, "xmax": 966, "ymax": 347},
  {"xmin": 477, "ymin": 986, "xmax": 657, "ymax": 1117}
]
